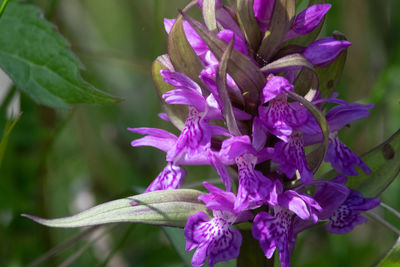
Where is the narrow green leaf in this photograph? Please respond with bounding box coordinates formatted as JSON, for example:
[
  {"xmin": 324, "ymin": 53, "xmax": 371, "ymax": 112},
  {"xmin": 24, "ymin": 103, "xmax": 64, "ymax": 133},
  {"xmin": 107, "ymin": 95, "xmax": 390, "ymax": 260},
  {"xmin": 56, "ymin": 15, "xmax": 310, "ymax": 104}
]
[
  {"xmin": 260, "ymin": 53, "xmax": 314, "ymax": 74},
  {"xmin": 286, "ymin": 91, "xmax": 330, "ymax": 173},
  {"xmin": 0, "ymin": 2, "xmax": 119, "ymax": 108},
  {"xmin": 168, "ymin": 6, "xmax": 208, "ymax": 95},
  {"xmin": 0, "ymin": 112, "xmax": 22, "ymax": 167},
  {"xmin": 162, "ymin": 227, "xmax": 193, "ymax": 266},
  {"xmin": 257, "ymin": 0, "xmax": 296, "ymax": 60},
  {"xmin": 152, "ymin": 55, "xmax": 187, "ymax": 130},
  {"xmin": 202, "ymin": 0, "xmax": 218, "ymax": 32},
  {"xmin": 0, "ymin": 0, "xmax": 10, "ymax": 18},
  {"xmin": 216, "ymin": 38, "xmax": 241, "ymax": 136},
  {"xmin": 378, "ymin": 237, "xmax": 400, "ymax": 267},
  {"xmin": 22, "ymin": 189, "xmax": 207, "ymax": 228},
  {"xmin": 181, "ymin": 11, "xmax": 266, "ymax": 113},
  {"xmin": 236, "ymin": 0, "xmax": 262, "ymax": 54},
  {"xmin": 315, "ymin": 31, "xmax": 348, "ymax": 98},
  {"xmin": 345, "ymin": 129, "xmax": 400, "ymax": 197}
]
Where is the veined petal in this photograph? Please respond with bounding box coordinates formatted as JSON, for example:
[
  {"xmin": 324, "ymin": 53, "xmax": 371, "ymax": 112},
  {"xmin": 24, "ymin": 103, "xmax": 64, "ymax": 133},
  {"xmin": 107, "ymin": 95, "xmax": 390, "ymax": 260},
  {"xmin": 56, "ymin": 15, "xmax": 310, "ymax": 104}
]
[
  {"xmin": 145, "ymin": 162, "xmax": 186, "ymax": 192},
  {"xmin": 128, "ymin": 127, "xmax": 177, "ymax": 153},
  {"xmin": 326, "ymin": 190, "xmax": 380, "ymax": 234},
  {"xmin": 261, "ymin": 76, "xmax": 293, "ymax": 104},
  {"xmin": 161, "ymin": 69, "xmax": 203, "ymax": 94},
  {"xmin": 326, "ymin": 103, "xmax": 374, "ymax": 132},
  {"xmin": 163, "ymin": 89, "xmax": 206, "ymax": 112},
  {"xmin": 325, "ymin": 133, "xmax": 370, "ymax": 176}
]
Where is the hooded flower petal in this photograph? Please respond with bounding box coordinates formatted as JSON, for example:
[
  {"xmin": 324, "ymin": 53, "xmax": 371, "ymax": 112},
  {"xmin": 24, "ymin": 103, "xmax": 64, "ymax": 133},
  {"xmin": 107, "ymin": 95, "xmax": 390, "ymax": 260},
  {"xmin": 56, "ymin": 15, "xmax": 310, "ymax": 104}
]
[
  {"xmin": 145, "ymin": 162, "xmax": 186, "ymax": 192},
  {"xmin": 285, "ymin": 4, "xmax": 331, "ymax": 41},
  {"xmin": 253, "ymin": 0, "xmax": 275, "ymax": 32},
  {"xmin": 303, "ymin": 37, "xmax": 351, "ymax": 67}
]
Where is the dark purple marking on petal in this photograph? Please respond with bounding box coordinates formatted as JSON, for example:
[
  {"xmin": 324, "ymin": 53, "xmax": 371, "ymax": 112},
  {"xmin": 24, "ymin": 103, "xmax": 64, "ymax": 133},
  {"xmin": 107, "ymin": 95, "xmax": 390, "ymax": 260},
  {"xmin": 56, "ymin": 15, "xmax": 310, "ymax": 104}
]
[{"xmin": 145, "ymin": 162, "xmax": 186, "ymax": 192}]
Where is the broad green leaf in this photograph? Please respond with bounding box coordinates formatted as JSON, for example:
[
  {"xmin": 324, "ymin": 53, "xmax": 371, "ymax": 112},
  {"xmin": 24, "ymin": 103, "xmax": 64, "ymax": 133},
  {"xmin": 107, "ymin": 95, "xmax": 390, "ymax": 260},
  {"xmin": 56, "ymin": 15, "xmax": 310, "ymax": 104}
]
[
  {"xmin": 286, "ymin": 91, "xmax": 329, "ymax": 173},
  {"xmin": 181, "ymin": 11, "xmax": 266, "ymax": 113},
  {"xmin": 202, "ymin": 0, "xmax": 218, "ymax": 32},
  {"xmin": 237, "ymin": 0, "xmax": 262, "ymax": 54},
  {"xmin": 152, "ymin": 55, "xmax": 187, "ymax": 130},
  {"xmin": 315, "ymin": 31, "xmax": 348, "ymax": 98},
  {"xmin": 23, "ymin": 189, "xmax": 207, "ymax": 228},
  {"xmin": 378, "ymin": 237, "xmax": 400, "ymax": 267},
  {"xmin": 345, "ymin": 129, "xmax": 400, "ymax": 197},
  {"xmin": 0, "ymin": 112, "xmax": 21, "ymax": 168},
  {"xmin": 216, "ymin": 38, "xmax": 241, "ymax": 136},
  {"xmin": 0, "ymin": 2, "xmax": 118, "ymax": 108},
  {"xmin": 168, "ymin": 6, "xmax": 208, "ymax": 95},
  {"xmin": 257, "ymin": 0, "xmax": 296, "ymax": 60}
]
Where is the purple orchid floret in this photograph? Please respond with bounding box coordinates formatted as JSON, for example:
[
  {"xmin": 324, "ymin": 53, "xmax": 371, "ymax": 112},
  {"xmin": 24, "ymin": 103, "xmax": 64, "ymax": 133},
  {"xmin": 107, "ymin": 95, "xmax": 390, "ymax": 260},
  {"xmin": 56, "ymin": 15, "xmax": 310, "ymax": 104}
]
[
  {"xmin": 285, "ymin": 4, "xmax": 331, "ymax": 41},
  {"xmin": 185, "ymin": 182, "xmax": 250, "ymax": 267},
  {"xmin": 325, "ymin": 189, "xmax": 380, "ymax": 234},
  {"xmin": 259, "ymin": 76, "xmax": 308, "ymax": 142},
  {"xmin": 145, "ymin": 162, "xmax": 186, "ymax": 192},
  {"xmin": 273, "ymin": 131, "xmax": 313, "ymax": 184},
  {"xmin": 303, "ymin": 37, "xmax": 352, "ymax": 67},
  {"xmin": 252, "ymin": 207, "xmax": 294, "ymax": 267}
]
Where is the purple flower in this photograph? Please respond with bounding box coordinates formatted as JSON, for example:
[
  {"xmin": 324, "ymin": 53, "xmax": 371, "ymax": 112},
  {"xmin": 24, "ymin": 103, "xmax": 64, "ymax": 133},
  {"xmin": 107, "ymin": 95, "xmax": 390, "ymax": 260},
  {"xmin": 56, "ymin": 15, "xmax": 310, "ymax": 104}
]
[
  {"xmin": 253, "ymin": 0, "xmax": 275, "ymax": 32},
  {"xmin": 325, "ymin": 133, "xmax": 371, "ymax": 176},
  {"xmin": 252, "ymin": 207, "xmax": 294, "ymax": 267},
  {"xmin": 285, "ymin": 4, "xmax": 331, "ymax": 41},
  {"xmin": 326, "ymin": 190, "xmax": 380, "ymax": 234},
  {"xmin": 303, "ymin": 37, "xmax": 352, "ymax": 67},
  {"xmin": 185, "ymin": 183, "xmax": 250, "ymax": 266},
  {"xmin": 258, "ymin": 76, "xmax": 308, "ymax": 142},
  {"xmin": 273, "ymin": 131, "xmax": 313, "ymax": 184},
  {"xmin": 145, "ymin": 162, "xmax": 186, "ymax": 192}
]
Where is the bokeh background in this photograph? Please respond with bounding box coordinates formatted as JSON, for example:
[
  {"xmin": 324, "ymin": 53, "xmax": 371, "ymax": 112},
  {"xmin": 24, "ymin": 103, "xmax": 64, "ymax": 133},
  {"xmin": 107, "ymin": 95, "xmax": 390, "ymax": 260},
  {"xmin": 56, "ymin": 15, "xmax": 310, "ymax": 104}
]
[{"xmin": 0, "ymin": 0, "xmax": 399, "ymax": 266}]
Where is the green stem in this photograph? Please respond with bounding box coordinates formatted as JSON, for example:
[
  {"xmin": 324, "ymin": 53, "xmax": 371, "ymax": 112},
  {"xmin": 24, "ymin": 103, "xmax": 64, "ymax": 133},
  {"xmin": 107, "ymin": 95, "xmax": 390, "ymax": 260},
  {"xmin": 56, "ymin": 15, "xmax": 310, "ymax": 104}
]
[
  {"xmin": 366, "ymin": 211, "xmax": 400, "ymax": 236},
  {"xmin": 46, "ymin": 0, "xmax": 62, "ymax": 19},
  {"xmin": 0, "ymin": 0, "xmax": 10, "ymax": 19},
  {"xmin": 381, "ymin": 202, "xmax": 400, "ymax": 220},
  {"xmin": 237, "ymin": 229, "xmax": 274, "ymax": 267}
]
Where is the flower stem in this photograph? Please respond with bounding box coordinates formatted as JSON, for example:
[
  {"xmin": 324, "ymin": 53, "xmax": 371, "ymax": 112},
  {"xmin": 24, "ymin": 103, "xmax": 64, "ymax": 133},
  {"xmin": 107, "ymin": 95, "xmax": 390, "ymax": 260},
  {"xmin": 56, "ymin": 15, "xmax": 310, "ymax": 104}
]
[{"xmin": 237, "ymin": 230, "xmax": 273, "ymax": 267}]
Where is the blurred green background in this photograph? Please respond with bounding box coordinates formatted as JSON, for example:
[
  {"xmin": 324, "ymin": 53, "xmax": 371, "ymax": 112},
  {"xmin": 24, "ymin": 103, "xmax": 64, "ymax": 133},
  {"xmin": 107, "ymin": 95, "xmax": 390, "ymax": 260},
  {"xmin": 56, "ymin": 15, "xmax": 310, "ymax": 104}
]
[{"xmin": 0, "ymin": 0, "xmax": 399, "ymax": 266}]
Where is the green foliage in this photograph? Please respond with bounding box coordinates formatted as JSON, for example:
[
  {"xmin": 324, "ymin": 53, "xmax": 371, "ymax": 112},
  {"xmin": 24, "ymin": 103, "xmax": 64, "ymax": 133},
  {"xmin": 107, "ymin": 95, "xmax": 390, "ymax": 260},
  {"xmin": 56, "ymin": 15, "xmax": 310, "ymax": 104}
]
[
  {"xmin": 379, "ymin": 237, "xmax": 400, "ymax": 267},
  {"xmin": 0, "ymin": 112, "xmax": 21, "ymax": 167},
  {"xmin": 24, "ymin": 189, "xmax": 206, "ymax": 228},
  {"xmin": 0, "ymin": 2, "xmax": 118, "ymax": 108}
]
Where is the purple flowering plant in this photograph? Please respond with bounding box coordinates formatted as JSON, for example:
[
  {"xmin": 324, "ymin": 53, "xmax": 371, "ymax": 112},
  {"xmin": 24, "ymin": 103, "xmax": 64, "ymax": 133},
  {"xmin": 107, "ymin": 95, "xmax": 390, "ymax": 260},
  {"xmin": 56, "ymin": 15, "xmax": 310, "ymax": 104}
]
[{"xmin": 22, "ymin": 0, "xmax": 400, "ymax": 266}]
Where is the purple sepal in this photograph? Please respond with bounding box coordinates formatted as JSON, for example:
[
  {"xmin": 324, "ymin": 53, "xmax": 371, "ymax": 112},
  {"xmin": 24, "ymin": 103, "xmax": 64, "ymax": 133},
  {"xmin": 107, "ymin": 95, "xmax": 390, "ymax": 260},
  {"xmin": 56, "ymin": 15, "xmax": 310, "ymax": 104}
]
[
  {"xmin": 199, "ymin": 182, "xmax": 236, "ymax": 211},
  {"xmin": 209, "ymin": 156, "xmax": 233, "ymax": 192},
  {"xmin": 252, "ymin": 208, "xmax": 294, "ymax": 267},
  {"xmin": 325, "ymin": 134, "xmax": 371, "ymax": 176},
  {"xmin": 326, "ymin": 190, "xmax": 380, "ymax": 234},
  {"xmin": 285, "ymin": 4, "xmax": 331, "ymax": 41},
  {"xmin": 272, "ymin": 132, "xmax": 313, "ymax": 184},
  {"xmin": 252, "ymin": 117, "xmax": 268, "ymax": 151},
  {"xmin": 253, "ymin": 0, "xmax": 275, "ymax": 32},
  {"xmin": 326, "ymin": 103, "xmax": 374, "ymax": 133},
  {"xmin": 128, "ymin": 127, "xmax": 177, "ymax": 153},
  {"xmin": 303, "ymin": 37, "xmax": 351, "ymax": 67},
  {"xmin": 279, "ymin": 190, "xmax": 321, "ymax": 222},
  {"xmin": 145, "ymin": 162, "xmax": 186, "ymax": 192}
]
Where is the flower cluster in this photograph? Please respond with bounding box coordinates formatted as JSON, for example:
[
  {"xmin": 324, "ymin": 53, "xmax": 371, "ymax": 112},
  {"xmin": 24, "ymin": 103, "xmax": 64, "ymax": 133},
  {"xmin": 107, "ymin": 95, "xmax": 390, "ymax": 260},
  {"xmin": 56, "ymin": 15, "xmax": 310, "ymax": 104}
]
[{"xmin": 129, "ymin": 1, "xmax": 380, "ymax": 266}]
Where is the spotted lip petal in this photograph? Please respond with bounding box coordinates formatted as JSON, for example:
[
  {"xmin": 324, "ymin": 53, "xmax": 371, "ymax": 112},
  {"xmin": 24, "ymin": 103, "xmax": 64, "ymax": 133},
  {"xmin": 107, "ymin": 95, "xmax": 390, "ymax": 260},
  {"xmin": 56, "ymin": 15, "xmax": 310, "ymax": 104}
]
[{"xmin": 145, "ymin": 162, "xmax": 186, "ymax": 192}]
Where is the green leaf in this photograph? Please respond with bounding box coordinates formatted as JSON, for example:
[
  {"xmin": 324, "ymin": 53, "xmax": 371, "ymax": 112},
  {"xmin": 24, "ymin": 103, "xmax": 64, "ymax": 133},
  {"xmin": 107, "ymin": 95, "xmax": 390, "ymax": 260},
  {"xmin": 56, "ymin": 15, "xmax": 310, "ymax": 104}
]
[
  {"xmin": 0, "ymin": 112, "xmax": 22, "ymax": 168},
  {"xmin": 181, "ymin": 10, "xmax": 266, "ymax": 113},
  {"xmin": 152, "ymin": 55, "xmax": 187, "ymax": 130},
  {"xmin": 22, "ymin": 189, "xmax": 207, "ymax": 228},
  {"xmin": 286, "ymin": 91, "xmax": 330, "ymax": 173},
  {"xmin": 162, "ymin": 227, "xmax": 193, "ymax": 266},
  {"xmin": 0, "ymin": 0, "xmax": 10, "ymax": 18},
  {"xmin": 257, "ymin": 0, "xmax": 296, "ymax": 60},
  {"xmin": 216, "ymin": 38, "xmax": 241, "ymax": 136},
  {"xmin": 202, "ymin": 0, "xmax": 218, "ymax": 32},
  {"xmin": 378, "ymin": 237, "xmax": 400, "ymax": 267},
  {"xmin": 344, "ymin": 129, "xmax": 400, "ymax": 197},
  {"xmin": 236, "ymin": 0, "xmax": 262, "ymax": 54},
  {"xmin": 168, "ymin": 7, "xmax": 209, "ymax": 95},
  {"xmin": 0, "ymin": 2, "xmax": 119, "ymax": 108},
  {"xmin": 260, "ymin": 53, "xmax": 314, "ymax": 74}
]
